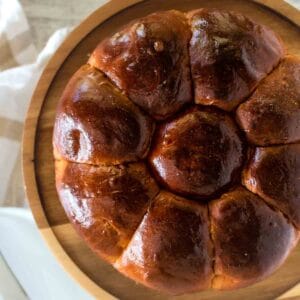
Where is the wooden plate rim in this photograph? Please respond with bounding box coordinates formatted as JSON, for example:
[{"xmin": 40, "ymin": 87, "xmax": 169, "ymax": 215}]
[{"xmin": 22, "ymin": 0, "xmax": 299, "ymax": 298}]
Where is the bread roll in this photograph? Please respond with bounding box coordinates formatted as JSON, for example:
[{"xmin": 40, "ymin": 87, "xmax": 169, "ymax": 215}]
[
  {"xmin": 53, "ymin": 65, "xmax": 154, "ymax": 165},
  {"xmin": 243, "ymin": 144, "xmax": 300, "ymax": 229},
  {"xmin": 210, "ymin": 187, "xmax": 299, "ymax": 290},
  {"xmin": 149, "ymin": 107, "xmax": 244, "ymax": 198},
  {"xmin": 55, "ymin": 160, "xmax": 159, "ymax": 262},
  {"xmin": 89, "ymin": 10, "xmax": 192, "ymax": 120},
  {"xmin": 116, "ymin": 191, "xmax": 213, "ymax": 294},
  {"xmin": 188, "ymin": 9, "xmax": 284, "ymax": 111},
  {"xmin": 237, "ymin": 56, "xmax": 300, "ymax": 146}
]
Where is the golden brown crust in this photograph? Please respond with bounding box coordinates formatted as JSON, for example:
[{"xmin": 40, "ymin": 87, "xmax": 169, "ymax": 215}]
[
  {"xmin": 55, "ymin": 160, "xmax": 159, "ymax": 263},
  {"xmin": 52, "ymin": 8, "xmax": 300, "ymax": 295},
  {"xmin": 53, "ymin": 65, "xmax": 154, "ymax": 165},
  {"xmin": 236, "ymin": 56, "xmax": 300, "ymax": 146},
  {"xmin": 149, "ymin": 107, "xmax": 244, "ymax": 199},
  {"xmin": 89, "ymin": 10, "xmax": 192, "ymax": 120},
  {"xmin": 243, "ymin": 144, "xmax": 300, "ymax": 229},
  {"xmin": 188, "ymin": 8, "xmax": 284, "ymax": 111},
  {"xmin": 115, "ymin": 191, "xmax": 213, "ymax": 294},
  {"xmin": 210, "ymin": 187, "xmax": 299, "ymax": 290}
]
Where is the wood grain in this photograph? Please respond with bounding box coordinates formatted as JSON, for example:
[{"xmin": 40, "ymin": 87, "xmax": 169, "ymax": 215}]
[
  {"xmin": 278, "ymin": 282, "xmax": 300, "ymax": 299},
  {"xmin": 23, "ymin": 0, "xmax": 300, "ymax": 299}
]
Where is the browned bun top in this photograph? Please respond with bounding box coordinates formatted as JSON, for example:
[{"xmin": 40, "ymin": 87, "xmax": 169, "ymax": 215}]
[
  {"xmin": 210, "ymin": 187, "xmax": 299, "ymax": 290},
  {"xmin": 55, "ymin": 160, "xmax": 159, "ymax": 262},
  {"xmin": 243, "ymin": 144, "xmax": 300, "ymax": 229},
  {"xmin": 53, "ymin": 65, "xmax": 154, "ymax": 165},
  {"xmin": 88, "ymin": 10, "xmax": 192, "ymax": 120},
  {"xmin": 188, "ymin": 8, "xmax": 284, "ymax": 111},
  {"xmin": 53, "ymin": 8, "xmax": 300, "ymax": 296},
  {"xmin": 115, "ymin": 191, "xmax": 213, "ymax": 294},
  {"xmin": 237, "ymin": 56, "xmax": 300, "ymax": 146},
  {"xmin": 149, "ymin": 107, "xmax": 244, "ymax": 199}
]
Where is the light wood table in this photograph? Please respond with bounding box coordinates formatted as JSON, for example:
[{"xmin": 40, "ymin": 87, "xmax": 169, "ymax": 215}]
[
  {"xmin": 20, "ymin": 0, "xmax": 105, "ymax": 51},
  {"xmin": 20, "ymin": 0, "xmax": 299, "ymax": 51}
]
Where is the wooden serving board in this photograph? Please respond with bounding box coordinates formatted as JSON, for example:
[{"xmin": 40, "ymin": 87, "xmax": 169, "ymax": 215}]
[{"xmin": 22, "ymin": 1, "xmax": 300, "ymax": 299}]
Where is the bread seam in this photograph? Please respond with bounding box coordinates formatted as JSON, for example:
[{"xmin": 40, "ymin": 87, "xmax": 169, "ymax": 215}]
[
  {"xmin": 242, "ymin": 182, "xmax": 300, "ymax": 232},
  {"xmin": 113, "ymin": 187, "xmax": 161, "ymax": 266},
  {"xmin": 207, "ymin": 202, "xmax": 217, "ymax": 289}
]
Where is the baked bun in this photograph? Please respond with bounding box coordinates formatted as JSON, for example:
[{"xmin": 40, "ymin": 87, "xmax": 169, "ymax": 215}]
[
  {"xmin": 53, "ymin": 8, "xmax": 299, "ymax": 295},
  {"xmin": 116, "ymin": 191, "xmax": 213, "ymax": 294},
  {"xmin": 149, "ymin": 107, "xmax": 244, "ymax": 198},
  {"xmin": 243, "ymin": 145, "xmax": 300, "ymax": 229},
  {"xmin": 89, "ymin": 10, "xmax": 192, "ymax": 120},
  {"xmin": 188, "ymin": 9, "xmax": 284, "ymax": 111},
  {"xmin": 237, "ymin": 56, "xmax": 300, "ymax": 146},
  {"xmin": 210, "ymin": 187, "xmax": 298, "ymax": 290},
  {"xmin": 55, "ymin": 160, "xmax": 159, "ymax": 263},
  {"xmin": 53, "ymin": 65, "xmax": 154, "ymax": 165}
]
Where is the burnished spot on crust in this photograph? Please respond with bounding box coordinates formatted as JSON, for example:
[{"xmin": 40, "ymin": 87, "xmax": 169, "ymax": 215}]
[
  {"xmin": 115, "ymin": 191, "xmax": 213, "ymax": 294},
  {"xmin": 53, "ymin": 65, "xmax": 154, "ymax": 165},
  {"xmin": 237, "ymin": 56, "xmax": 300, "ymax": 146},
  {"xmin": 188, "ymin": 8, "xmax": 284, "ymax": 111},
  {"xmin": 243, "ymin": 144, "xmax": 300, "ymax": 229},
  {"xmin": 88, "ymin": 10, "xmax": 192, "ymax": 120},
  {"xmin": 55, "ymin": 160, "xmax": 159, "ymax": 262},
  {"xmin": 149, "ymin": 107, "xmax": 244, "ymax": 199},
  {"xmin": 210, "ymin": 187, "xmax": 298, "ymax": 290}
]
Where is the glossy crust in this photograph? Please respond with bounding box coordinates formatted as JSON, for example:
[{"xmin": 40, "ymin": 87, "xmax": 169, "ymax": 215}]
[
  {"xmin": 149, "ymin": 107, "xmax": 244, "ymax": 199},
  {"xmin": 53, "ymin": 65, "xmax": 154, "ymax": 165},
  {"xmin": 237, "ymin": 56, "xmax": 300, "ymax": 146},
  {"xmin": 115, "ymin": 191, "xmax": 213, "ymax": 294},
  {"xmin": 243, "ymin": 145, "xmax": 300, "ymax": 229},
  {"xmin": 89, "ymin": 10, "xmax": 192, "ymax": 120},
  {"xmin": 55, "ymin": 160, "xmax": 159, "ymax": 263},
  {"xmin": 210, "ymin": 187, "xmax": 299, "ymax": 290},
  {"xmin": 53, "ymin": 8, "xmax": 300, "ymax": 295},
  {"xmin": 188, "ymin": 9, "xmax": 284, "ymax": 111}
]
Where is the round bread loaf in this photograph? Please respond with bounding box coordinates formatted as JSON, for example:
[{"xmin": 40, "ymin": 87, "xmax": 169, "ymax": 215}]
[{"xmin": 53, "ymin": 8, "xmax": 300, "ymax": 295}]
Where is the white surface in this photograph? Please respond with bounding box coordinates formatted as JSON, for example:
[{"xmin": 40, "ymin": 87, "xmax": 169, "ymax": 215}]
[
  {"xmin": 0, "ymin": 208, "xmax": 92, "ymax": 300},
  {"xmin": 0, "ymin": 138, "xmax": 19, "ymax": 202},
  {"xmin": 0, "ymin": 253, "xmax": 27, "ymax": 300}
]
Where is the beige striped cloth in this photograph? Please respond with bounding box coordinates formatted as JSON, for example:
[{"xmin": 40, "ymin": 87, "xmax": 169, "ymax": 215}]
[
  {"xmin": 0, "ymin": 0, "xmax": 70, "ymax": 207},
  {"xmin": 0, "ymin": 0, "xmax": 37, "ymax": 71},
  {"xmin": 0, "ymin": 0, "xmax": 36, "ymax": 207}
]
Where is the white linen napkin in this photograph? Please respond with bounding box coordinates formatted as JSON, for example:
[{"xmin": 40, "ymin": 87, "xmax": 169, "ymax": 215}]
[{"xmin": 0, "ymin": 0, "xmax": 70, "ymax": 207}]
